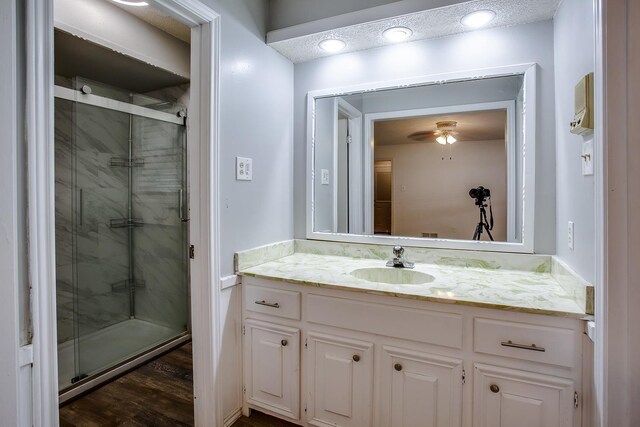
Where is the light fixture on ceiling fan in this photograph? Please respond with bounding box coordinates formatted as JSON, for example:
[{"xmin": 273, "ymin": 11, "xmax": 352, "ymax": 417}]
[{"xmin": 435, "ymin": 121, "xmax": 458, "ymax": 145}]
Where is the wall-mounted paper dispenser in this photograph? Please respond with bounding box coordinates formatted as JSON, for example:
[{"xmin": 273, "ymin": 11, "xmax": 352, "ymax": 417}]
[{"xmin": 570, "ymin": 72, "xmax": 594, "ymax": 135}]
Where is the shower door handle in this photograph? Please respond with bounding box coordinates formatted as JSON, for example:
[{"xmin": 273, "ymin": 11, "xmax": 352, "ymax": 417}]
[
  {"xmin": 78, "ymin": 188, "xmax": 84, "ymax": 226},
  {"xmin": 179, "ymin": 189, "xmax": 190, "ymax": 222}
]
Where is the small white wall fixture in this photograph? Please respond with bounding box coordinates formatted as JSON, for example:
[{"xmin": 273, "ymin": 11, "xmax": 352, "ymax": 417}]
[
  {"xmin": 25, "ymin": 0, "xmax": 222, "ymax": 425},
  {"xmin": 307, "ymin": 63, "xmax": 537, "ymax": 253}
]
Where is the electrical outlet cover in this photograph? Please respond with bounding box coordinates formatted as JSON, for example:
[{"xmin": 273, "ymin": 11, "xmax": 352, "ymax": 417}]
[
  {"xmin": 568, "ymin": 221, "xmax": 575, "ymax": 250},
  {"xmin": 321, "ymin": 169, "xmax": 330, "ymax": 185},
  {"xmin": 236, "ymin": 157, "xmax": 252, "ymax": 181}
]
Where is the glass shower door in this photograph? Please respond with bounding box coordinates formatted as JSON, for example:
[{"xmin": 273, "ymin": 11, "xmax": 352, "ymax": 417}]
[
  {"xmin": 59, "ymin": 81, "xmax": 189, "ymax": 385},
  {"xmin": 72, "ymin": 102, "xmax": 133, "ymax": 381},
  {"xmin": 129, "ymin": 114, "xmax": 189, "ymax": 337}
]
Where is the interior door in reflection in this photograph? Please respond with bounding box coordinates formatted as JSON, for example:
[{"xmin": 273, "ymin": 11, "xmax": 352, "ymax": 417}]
[{"xmin": 374, "ymin": 160, "xmax": 392, "ymax": 235}]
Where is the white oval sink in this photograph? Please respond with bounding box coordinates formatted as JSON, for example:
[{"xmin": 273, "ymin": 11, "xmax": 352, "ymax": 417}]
[{"xmin": 351, "ymin": 268, "xmax": 435, "ymax": 285}]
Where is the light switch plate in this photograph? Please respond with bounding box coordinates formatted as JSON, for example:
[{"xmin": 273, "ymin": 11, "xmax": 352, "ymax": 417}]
[
  {"xmin": 236, "ymin": 157, "xmax": 252, "ymax": 181},
  {"xmin": 321, "ymin": 169, "xmax": 330, "ymax": 185},
  {"xmin": 568, "ymin": 221, "xmax": 575, "ymax": 250},
  {"xmin": 582, "ymin": 140, "xmax": 593, "ymax": 176}
]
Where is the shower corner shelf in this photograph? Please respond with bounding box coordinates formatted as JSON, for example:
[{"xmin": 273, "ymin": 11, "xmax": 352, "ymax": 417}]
[
  {"xmin": 111, "ymin": 279, "xmax": 146, "ymax": 292},
  {"xmin": 110, "ymin": 157, "xmax": 145, "ymax": 168},
  {"xmin": 109, "ymin": 218, "xmax": 145, "ymax": 229}
]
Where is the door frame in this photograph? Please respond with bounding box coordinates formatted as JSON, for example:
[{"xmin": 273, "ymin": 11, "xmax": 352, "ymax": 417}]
[
  {"xmin": 335, "ymin": 97, "xmax": 363, "ymax": 234},
  {"xmin": 25, "ymin": 0, "xmax": 223, "ymax": 425},
  {"xmin": 593, "ymin": 0, "xmax": 640, "ymax": 425}
]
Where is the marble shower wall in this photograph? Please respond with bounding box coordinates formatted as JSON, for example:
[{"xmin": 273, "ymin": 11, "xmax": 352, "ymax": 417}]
[
  {"xmin": 55, "ymin": 97, "xmax": 75, "ymax": 344},
  {"xmin": 132, "ymin": 115, "xmax": 189, "ymax": 331}
]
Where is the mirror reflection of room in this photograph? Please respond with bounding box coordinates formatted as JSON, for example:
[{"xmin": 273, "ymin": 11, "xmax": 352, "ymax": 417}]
[
  {"xmin": 313, "ymin": 74, "xmax": 524, "ymax": 243},
  {"xmin": 373, "ymin": 109, "xmax": 508, "ymax": 241}
]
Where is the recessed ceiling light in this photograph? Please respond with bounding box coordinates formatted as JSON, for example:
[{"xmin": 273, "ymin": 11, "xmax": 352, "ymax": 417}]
[
  {"xmin": 383, "ymin": 27, "xmax": 413, "ymax": 43},
  {"xmin": 461, "ymin": 10, "xmax": 496, "ymax": 28},
  {"xmin": 319, "ymin": 39, "xmax": 346, "ymax": 53},
  {"xmin": 111, "ymin": 0, "xmax": 149, "ymax": 6}
]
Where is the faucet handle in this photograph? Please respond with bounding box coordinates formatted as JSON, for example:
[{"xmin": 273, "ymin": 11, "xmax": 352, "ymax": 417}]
[{"xmin": 393, "ymin": 246, "xmax": 404, "ymax": 257}]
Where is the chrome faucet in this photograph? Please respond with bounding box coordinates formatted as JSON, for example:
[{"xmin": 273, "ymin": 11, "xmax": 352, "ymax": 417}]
[{"xmin": 386, "ymin": 246, "xmax": 415, "ymax": 269}]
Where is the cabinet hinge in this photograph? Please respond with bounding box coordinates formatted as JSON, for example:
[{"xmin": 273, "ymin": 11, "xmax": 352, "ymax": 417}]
[
  {"xmin": 189, "ymin": 245, "xmax": 195, "ymax": 259},
  {"xmin": 242, "ymin": 325, "xmax": 246, "ymax": 336},
  {"xmin": 243, "ymin": 385, "xmax": 246, "ymax": 395},
  {"xmin": 574, "ymin": 391, "xmax": 579, "ymax": 409},
  {"xmin": 304, "ymin": 405, "xmax": 307, "ymax": 413},
  {"xmin": 305, "ymin": 338, "xmax": 308, "ymax": 349},
  {"xmin": 462, "ymin": 369, "xmax": 466, "ymax": 385}
]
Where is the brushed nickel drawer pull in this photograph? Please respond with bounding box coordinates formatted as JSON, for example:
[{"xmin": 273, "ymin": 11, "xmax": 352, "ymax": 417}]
[
  {"xmin": 255, "ymin": 300, "xmax": 280, "ymax": 308},
  {"xmin": 501, "ymin": 340, "xmax": 546, "ymax": 352}
]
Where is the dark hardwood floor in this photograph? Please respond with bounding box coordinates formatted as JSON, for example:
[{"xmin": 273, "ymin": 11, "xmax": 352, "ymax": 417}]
[
  {"xmin": 59, "ymin": 341, "xmax": 297, "ymax": 427},
  {"xmin": 231, "ymin": 411, "xmax": 298, "ymax": 427},
  {"xmin": 60, "ymin": 342, "xmax": 195, "ymax": 427}
]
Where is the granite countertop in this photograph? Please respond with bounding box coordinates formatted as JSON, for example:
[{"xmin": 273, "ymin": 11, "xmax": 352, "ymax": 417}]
[{"xmin": 236, "ymin": 240, "xmax": 593, "ymax": 319}]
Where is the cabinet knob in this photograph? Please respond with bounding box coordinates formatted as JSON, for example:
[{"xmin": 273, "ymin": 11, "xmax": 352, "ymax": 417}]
[
  {"xmin": 394, "ymin": 363, "xmax": 403, "ymax": 371},
  {"xmin": 490, "ymin": 384, "xmax": 500, "ymax": 393},
  {"xmin": 281, "ymin": 339, "xmax": 288, "ymax": 347},
  {"xmin": 352, "ymin": 355, "xmax": 360, "ymax": 362}
]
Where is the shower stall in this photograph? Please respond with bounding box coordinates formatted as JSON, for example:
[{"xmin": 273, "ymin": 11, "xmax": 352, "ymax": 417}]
[{"xmin": 54, "ymin": 77, "xmax": 190, "ymax": 395}]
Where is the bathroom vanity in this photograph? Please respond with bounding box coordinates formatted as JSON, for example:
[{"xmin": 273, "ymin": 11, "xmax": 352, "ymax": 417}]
[
  {"xmin": 233, "ymin": 42, "xmax": 594, "ymax": 427},
  {"xmin": 235, "ymin": 240, "xmax": 593, "ymax": 427}
]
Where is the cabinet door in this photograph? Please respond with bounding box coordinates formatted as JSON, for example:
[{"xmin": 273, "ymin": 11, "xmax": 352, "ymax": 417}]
[
  {"xmin": 381, "ymin": 346, "xmax": 463, "ymax": 427},
  {"xmin": 307, "ymin": 332, "xmax": 374, "ymax": 427},
  {"xmin": 244, "ymin": 319, "xmax": 300, "ymax": 420},
  {"xmin": 473, "ymin": 364, "xmax": 574, "ymax": 427}
]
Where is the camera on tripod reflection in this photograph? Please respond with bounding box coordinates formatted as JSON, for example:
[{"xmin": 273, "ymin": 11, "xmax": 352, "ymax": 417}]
[
  {"xmin": 469, "ymin": 186, "xmax": 494, "ymax": 241},
  {"xmin": 469, "ymin": 186, "xmax": 491, "ymax": 207}
]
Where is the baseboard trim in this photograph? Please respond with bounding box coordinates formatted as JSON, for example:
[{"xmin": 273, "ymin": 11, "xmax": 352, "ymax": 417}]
[{"xmin": 224, "ymin": 408, "xmax": 242, "ymax": 427}]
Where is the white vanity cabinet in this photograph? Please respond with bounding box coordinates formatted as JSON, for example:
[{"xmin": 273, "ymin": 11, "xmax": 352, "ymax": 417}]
[
  {"xmin": 240, "ymin": 276, "xmax": 586, "ymax": 427},
  {"xmin": 306, "ymin": 332, "xmax": 374, "ymax": 427},
  {"xmin": 473, "ymin": 364, "xmax": 575, "ymax": 427},
  {"xmin": 380, "ymin": 346, "xmax": 464, "ymax": 427},
  {"xmin": 243, "ymin": 319, "xmax": 300, "ymax": 420}
]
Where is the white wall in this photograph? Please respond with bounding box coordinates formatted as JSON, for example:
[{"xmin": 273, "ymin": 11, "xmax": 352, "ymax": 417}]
[
  {"xmin": 375, "ymin": 140, "xmax": 507, "ymax": 241},
  {"xmin": 269, "ymin": 0, "xmax": 399, "ymax": 29},
  {"xmin": 553, "ymin": 0, "xmax": 595, "ymax": 283},
  {"xmin": 202, "ymin": 0, "xmax": 294, "ymax": 277},
  {"xmin": 198, "ymin": 2, "xmax": 294, "ymax": 420},
  {"xmin": 54, "ymin": 0, "xmax": 190, "ymax": 78},
  {"xmin": 268, "ymin": 0, "xmax": 470, "ymax": 32},
  {"xmin": 295, "ymin": 20, "xmax": 557, "ymax": 254}
]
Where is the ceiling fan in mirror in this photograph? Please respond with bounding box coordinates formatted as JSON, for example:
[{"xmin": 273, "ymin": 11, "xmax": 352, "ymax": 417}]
[{"xmin": 407, "ymin": 120, "xmax": 459, "ymax": 145}]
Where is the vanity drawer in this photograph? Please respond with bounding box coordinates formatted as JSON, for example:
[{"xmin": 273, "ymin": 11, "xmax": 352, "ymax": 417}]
[
  {"xmin": 307, "ymin": 294, "xmax": 463, "ymax": 349},
  {"xmin": 244, "ymin": 285, "xmax": 301, "ymax": 320},
  {"xmin": 474, "ymin": 318, "xmax": 576, "ymax": 368}
]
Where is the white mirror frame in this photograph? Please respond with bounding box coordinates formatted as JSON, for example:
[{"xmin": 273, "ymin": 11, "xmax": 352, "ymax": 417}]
[{"xmin": 306, "ymin": 63, "xmax": 537, "ymax": 253}]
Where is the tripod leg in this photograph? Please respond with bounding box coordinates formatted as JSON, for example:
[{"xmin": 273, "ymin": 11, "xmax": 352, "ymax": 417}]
[
  {"xmin": 483, "ymin": 223, "xmax": 494, "ymax": 241},
  {"xmin": 473, "ymin": 223, "xmax": 483, "ymax": 240}
]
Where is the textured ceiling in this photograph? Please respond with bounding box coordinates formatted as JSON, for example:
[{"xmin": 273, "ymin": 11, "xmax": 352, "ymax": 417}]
[
  {"xmin": 110, "ymin": 1, "xmax": 191, "ymax": 43},
  {"xmin": 269, "ymin": 0, "xmax": 560, "ymax": 63},
  {"xmin": 374, "ymin": 109, "xmax": 507, "ymax": 146}
]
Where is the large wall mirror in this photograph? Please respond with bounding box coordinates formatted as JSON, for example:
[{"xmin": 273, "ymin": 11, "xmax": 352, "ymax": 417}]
[{"xmin": 307, "ymin": 64, "xmax": 536, "ymax": 252}]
